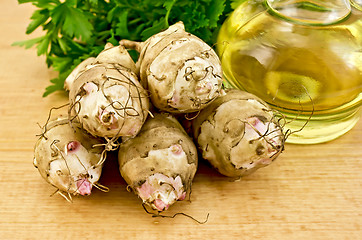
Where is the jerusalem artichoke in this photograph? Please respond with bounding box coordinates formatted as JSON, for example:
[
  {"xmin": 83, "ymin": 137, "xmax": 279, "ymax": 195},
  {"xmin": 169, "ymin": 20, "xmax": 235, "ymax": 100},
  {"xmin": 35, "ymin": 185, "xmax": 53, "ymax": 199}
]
[
  {"xmin": 120, "ymin": 22, "xmax": 223, "ymax": 113},
  {"xmin": 33, "ymin": 116, "xmax": 105, "ymax": 200},
  {"xmin": 66, "ymin": 44, "xmax": 149, "ymax": 139},
  {"xmin": 191, "ymin": 89, "xmax": 285, "ymax": 178},
  {"xmin": 118, "ymin": 113, "xmax": 198, "ymax": 211}
]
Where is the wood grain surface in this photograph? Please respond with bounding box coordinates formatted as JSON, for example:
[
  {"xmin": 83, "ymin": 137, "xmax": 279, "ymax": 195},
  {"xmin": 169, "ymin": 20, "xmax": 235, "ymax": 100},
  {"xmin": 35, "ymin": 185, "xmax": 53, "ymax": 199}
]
[{"xmin": 1, "ymin": 1, "xmax": 361, "ymax": 239}]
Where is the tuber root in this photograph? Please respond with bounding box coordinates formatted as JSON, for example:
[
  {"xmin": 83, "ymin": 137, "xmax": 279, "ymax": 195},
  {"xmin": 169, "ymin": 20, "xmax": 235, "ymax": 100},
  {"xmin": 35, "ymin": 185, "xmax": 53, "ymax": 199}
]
[
  {"xmin": 118, "ymin": 113, "xmax": 198, "ymax": 211},
  {"xmin": 120, "ymin": 22, "xmax": 223, "ymax": 113},
  {"xmin": 191, "ymin": 89, "xmax": 285, "ymax": 178},
  {"xmin": 33, "ymin": 116, "xmax": 106, "ymax": 200},
  {"xmin": 66, "ymin": 44, "xmax": 150, "ymax": 139}
]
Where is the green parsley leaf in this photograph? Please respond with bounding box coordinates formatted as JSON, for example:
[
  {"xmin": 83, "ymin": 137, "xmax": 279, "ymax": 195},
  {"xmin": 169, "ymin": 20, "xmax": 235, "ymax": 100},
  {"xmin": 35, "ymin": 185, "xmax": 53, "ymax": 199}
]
[
  {"xmin": 141, "ymin": 18, "xmax": 168, "ymax": 40},
  {"xmin": 26, "ymin": 9, "xmax": 50, "ymax": 34},
  {"xmin": 63, "ymin": 7, "xmax": 94, "ymax": 41}
]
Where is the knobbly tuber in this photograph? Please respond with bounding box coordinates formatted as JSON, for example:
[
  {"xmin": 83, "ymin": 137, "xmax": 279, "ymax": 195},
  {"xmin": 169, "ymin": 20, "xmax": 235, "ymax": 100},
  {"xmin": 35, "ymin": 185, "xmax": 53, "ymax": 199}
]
[
  {"xmin": 33, "ymin": 116, "xmax": 106, "ymax": 201},
  {"xmin": 118, "ymin": 113, "xmax": 198, "ymax": 212},
  {"xmin": 191, "ymin": 89, "xmax": 285, "ymax": 178},
  {"xmin": 66, "ymin": 43, "xmax": 149, "ymax": 140},
  {"xmin": 120, "ymin": 22, "xmax": 223, "ymax": 113}
]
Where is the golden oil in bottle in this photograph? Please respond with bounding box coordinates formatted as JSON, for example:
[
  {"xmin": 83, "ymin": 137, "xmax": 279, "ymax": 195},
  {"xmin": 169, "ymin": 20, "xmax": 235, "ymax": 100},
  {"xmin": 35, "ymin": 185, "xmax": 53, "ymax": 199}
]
[{"xmin": 217, "ymin": 0, "xmax": 362, "ymax": 144}]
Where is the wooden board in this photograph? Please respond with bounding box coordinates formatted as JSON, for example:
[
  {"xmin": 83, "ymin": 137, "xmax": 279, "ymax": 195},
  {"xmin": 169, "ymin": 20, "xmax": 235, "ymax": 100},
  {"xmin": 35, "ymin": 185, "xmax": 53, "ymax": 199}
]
[{"xmin": 1, "ymin": 2, "xmax": 361, "ymax": 239}]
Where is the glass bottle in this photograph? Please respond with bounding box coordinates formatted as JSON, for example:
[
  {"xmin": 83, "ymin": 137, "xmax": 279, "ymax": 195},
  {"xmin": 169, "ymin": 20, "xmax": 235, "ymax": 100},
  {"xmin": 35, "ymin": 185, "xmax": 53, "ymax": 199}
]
[{"xmin": 217, "ymin": 0, "xmax": 362, "ymax": 144}]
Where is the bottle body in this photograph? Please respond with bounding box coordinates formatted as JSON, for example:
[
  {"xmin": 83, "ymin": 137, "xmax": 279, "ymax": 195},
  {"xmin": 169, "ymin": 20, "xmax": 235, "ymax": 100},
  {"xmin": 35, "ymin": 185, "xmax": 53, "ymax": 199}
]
[{"xmin": 217, "ymin": 0, "xmax": 362, "ymax": 144}]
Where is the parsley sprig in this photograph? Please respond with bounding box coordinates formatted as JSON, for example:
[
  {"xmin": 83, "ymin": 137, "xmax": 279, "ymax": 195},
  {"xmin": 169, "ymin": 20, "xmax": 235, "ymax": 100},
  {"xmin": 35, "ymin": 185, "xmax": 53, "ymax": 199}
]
[{"xmin": 14, "ymin": 0, "xmax": 235, "ymax": 96}]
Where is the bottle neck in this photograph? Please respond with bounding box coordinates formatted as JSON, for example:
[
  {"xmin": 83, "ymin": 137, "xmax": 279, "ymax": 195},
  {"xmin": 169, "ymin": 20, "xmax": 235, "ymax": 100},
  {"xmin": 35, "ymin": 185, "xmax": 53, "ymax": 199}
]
[{"xmin": 265, "ymin": 0, "xmax": 352, "ymax": 25}]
